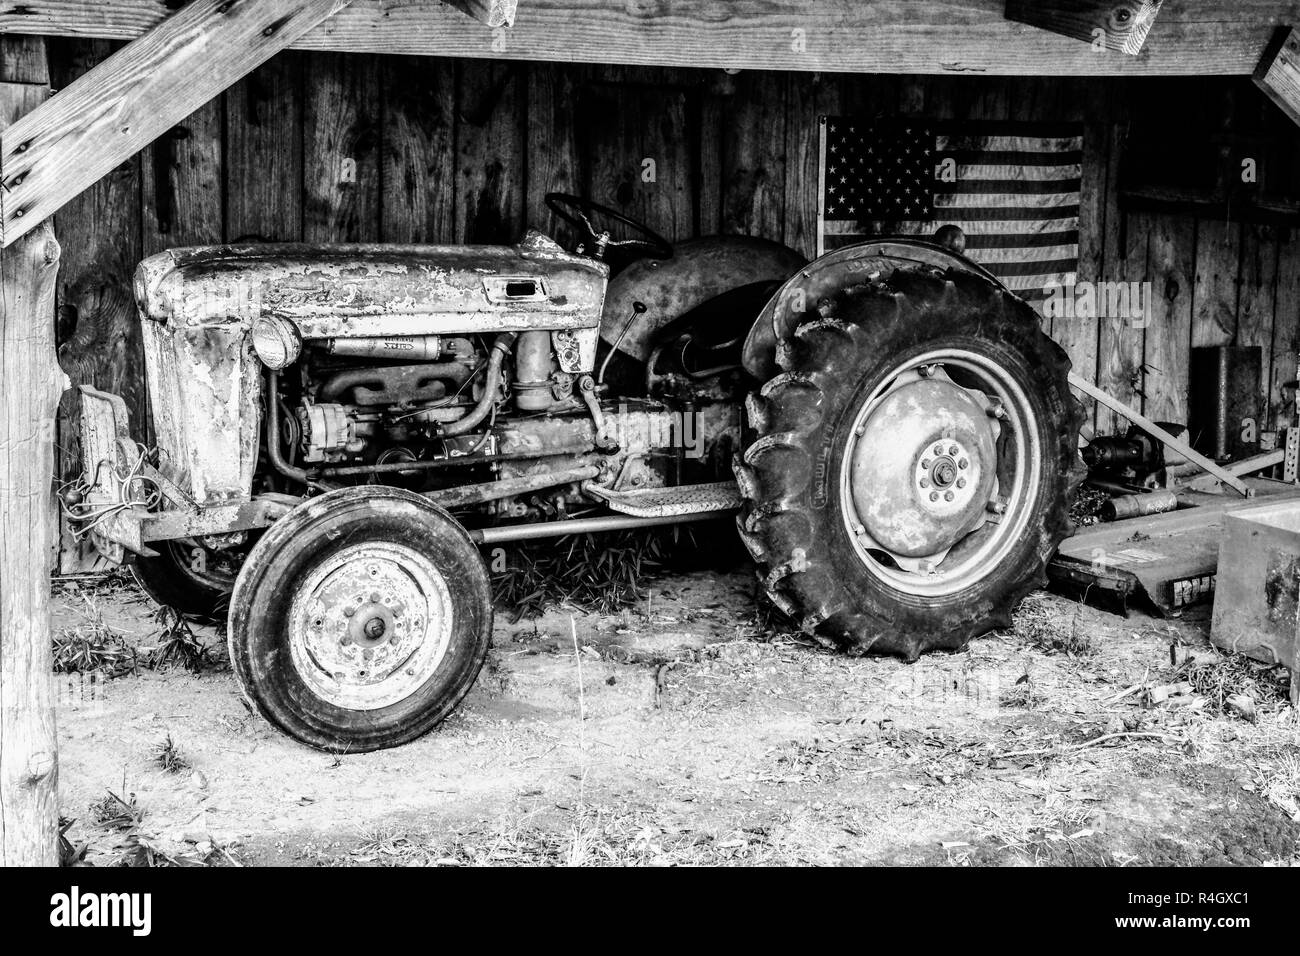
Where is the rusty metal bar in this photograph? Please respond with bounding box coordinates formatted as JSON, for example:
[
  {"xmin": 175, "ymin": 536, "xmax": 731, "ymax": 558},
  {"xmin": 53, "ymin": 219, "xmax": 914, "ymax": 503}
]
[
  {"xmin": 426, "ymin": 464, "xmax": 600, "ymax": 509},
  {"xmin": 469, "ymin": 510, "xmax": 729, "ymax": 545}
]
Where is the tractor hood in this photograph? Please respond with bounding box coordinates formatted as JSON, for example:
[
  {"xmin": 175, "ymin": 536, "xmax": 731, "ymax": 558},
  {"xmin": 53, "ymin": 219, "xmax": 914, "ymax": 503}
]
[{"xmin": 134, "ymin": 231, "xmax": 609, "ymax": 338}]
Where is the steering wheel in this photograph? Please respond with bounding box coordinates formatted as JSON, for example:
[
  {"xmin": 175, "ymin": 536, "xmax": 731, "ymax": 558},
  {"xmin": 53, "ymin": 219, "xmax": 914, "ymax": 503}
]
[{"xmin": 544, "ymin": 193, "xmax": 673, "ymax": 261}]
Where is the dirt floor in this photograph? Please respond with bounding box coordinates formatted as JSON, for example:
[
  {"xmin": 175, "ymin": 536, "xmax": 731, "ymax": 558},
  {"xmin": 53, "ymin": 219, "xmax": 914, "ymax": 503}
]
[{"xmin": 51, "ymin": 563, "xmax": 1299, "ymax": 867}]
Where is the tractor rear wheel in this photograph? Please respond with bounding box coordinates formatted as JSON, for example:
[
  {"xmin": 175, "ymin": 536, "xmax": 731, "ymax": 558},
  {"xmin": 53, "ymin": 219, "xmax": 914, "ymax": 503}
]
[{"xmin": 735, "ymin": 265, "xmax": 1084, "ymax": 658}]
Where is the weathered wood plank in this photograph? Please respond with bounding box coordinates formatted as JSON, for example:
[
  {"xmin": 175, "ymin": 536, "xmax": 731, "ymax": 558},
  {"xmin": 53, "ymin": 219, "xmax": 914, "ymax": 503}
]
[
  {"xmin": 717, "ymin": 70, "xmax": 787, "ymax": 241},
  {"xmin": 525, "ymin": 63, "xmax": 581, "ymax": 244},
  {"xmin": 303, "ymin": 51, "xmax": 380, "ymax": 242},
  {"xmin": 2, "ymin": 1, "xmax": 1296, "ymax": 76},
  {"xmin": 47, "ymin": 38, "xmax": 145, "ymax": 499},
  {"xmin": 1253, "ymin": 26, "xmax": 1300, "ymax": 129},
  {"xmin": 1237, "ymin": 224, "xmax": 1280, "ymax": 433},
  {"xmin": 226, "ymin": 54, "xmax": 304, "ymax": 242},
  {"xmin": 783, "ymin": 71, "xmax": 840, "ymax": 259},
  {"xmin": 1047, "ymin": 77, "xmax": 1104, "ymax": 419},
  {"xmin": 0, "ymin": 0, "xmax": 347, "ymax": 248},
  {"xmin": 381, "ymin": 54, "xmax": 455, "ymax": 243},
  {"xmin": 580, "ymin": 74, "xmax": 695, "ymax": 242},
  {"xmin": 1140, "ymin": 213, "xmax": 1196, "ymax": 424},
  {"xmin": 1270, "ymin": 227, "xmax": 1300, "ymax": 430},
  {"xmin": 0, "ymin": 36, "xmax": 61, "ymax": 868},
  {"xmin": 1005, "ymin": 0, "xmax": 1164, "ymax": 56},
  {"xmin": 1092, "ymin": 78, "xmax": 1138, "ymax": 435},
  {"xmin": 1192, "ymin": 218, "xmax": 1242, "ymax": 347},
  {"xmin": 142, "ymin": 99, "xmax": 222, "ymax": 252},
  {"xmin": 455, "ymin": 60, "xmax": 524, "ymax": 243}
]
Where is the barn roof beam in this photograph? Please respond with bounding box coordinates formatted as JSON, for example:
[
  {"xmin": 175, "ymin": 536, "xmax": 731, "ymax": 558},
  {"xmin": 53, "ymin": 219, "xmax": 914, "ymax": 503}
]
[{"xmin": 0, "ymin": 0, "xmax": 1296, "ymax": 76}]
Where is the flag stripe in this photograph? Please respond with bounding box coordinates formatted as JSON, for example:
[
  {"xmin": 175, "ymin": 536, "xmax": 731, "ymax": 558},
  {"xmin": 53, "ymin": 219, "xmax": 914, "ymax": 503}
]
[
  {"xmin": 936, "ymin": 195, "xmax": 1080, "ymax": 212},
  {"xmin": 937, "ymin": 149, "xmax": 1084, "ymax": 166},
  {"xmin": 949, "ymin": 163, "xmax": 1082, "ymax": 181},
  {"xmin": 937, "ymin": 135, "xmax": 1083, "ymax": 152},
  {"xmin": 937, "ymin": 179, "xmax": 1082, "ymax": 195},
  {"xmin": 964, "ymin": 229, "xmax": 1080, "ymax": 249}
]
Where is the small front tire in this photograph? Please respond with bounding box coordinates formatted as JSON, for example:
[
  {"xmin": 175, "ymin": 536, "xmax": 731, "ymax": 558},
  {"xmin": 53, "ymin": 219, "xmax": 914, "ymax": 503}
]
[{"xmin": 228, "ymin": 486, "xmax": 493, "ymax": 752}]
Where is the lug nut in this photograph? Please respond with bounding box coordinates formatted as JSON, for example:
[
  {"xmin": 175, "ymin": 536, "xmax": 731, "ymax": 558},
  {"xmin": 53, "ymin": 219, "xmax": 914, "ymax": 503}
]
[
  {"xmin": 958, "ymin": 458, "xmax": 968, "ymax": 469},
  {"xmin": 944, "ymin": 491, "xmax": 954, "ymax": 502},
  {"xmin": 948, "ymin": 445, "xmax": 959, "ymax": 456},
  {"xmin": 921, "ymin": 458, "xmax": 931, "ymax": 469},
  {"xmin": 933, "ymin": 443, "xmax": 944, "ymax": 456},
  {"xmin": 956, "ymin": 478, "xmax": 966, "ymax": 489},
  {"xmin": 919, "ymin": 477, "xmax": 931, "ymax": 488},
  {"xmin": 929, "ymin": 491, "xmax": 940, "ymax": 502}
]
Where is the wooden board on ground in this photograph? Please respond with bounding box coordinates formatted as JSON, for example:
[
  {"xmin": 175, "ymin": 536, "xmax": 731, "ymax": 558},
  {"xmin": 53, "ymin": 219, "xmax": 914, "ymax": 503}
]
[{"xmin": 1050, "ymin": 479, "xmax": 1300, "ymax": 615}]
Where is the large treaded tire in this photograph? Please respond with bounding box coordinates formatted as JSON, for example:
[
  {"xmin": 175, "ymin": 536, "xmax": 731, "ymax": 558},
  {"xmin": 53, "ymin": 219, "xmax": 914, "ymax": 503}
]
[{"xmin": 735, "ymin": 265, "xmax": 1084, "ymax": 659}]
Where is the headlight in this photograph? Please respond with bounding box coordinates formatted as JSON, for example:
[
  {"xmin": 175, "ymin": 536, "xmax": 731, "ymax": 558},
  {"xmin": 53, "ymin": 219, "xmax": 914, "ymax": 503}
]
[{"xmin": 251, "ymin": 316, "xmax": 302, "ymax": 369}]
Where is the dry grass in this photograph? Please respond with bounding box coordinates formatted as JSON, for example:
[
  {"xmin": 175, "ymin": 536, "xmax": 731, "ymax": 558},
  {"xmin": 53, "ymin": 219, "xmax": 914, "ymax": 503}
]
[
  {"xmin": 342, "ymin": 810, "xmax": 788, "ymax": 866},
  {"xmin": 152, "ymin": 734, "xmax": 190, "ymax": 775},
  {"xmin": 491, "ymin": 529, "xmax": 673, "ymax": 621},
  {"xmin": 143, "ymin": 605, "xmax": 215, "ymax": 673},
  {"xmin": 1010, "ymin": 594, "xmax": 1092, "ymax": 657},
  {"xmin": 52, "ymin": 596, "xmax": 138, "ymax": 678},
  {"xmin": 1182, "ymin": 652, "xmax": 1292, "ymax": 717},
  {"xmin": 1254, "ymin": 749, "xmax": 1300, "ymax": 822},
  {"xmin": 90, "ymin": 789, "xmax": 144, "ymax": 833}
]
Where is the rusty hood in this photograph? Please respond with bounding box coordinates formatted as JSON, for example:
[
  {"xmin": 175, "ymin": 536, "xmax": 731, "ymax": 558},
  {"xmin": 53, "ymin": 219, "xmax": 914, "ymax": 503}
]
[{"xmin": 134, "ymin": 231, "xmax": 609, "ymax": 337}]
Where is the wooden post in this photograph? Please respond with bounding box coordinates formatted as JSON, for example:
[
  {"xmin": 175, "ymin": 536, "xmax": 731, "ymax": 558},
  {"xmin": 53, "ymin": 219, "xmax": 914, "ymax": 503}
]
[{"xmin": 0, "ymin": 34, "xmax": 61, "ymax": 867}]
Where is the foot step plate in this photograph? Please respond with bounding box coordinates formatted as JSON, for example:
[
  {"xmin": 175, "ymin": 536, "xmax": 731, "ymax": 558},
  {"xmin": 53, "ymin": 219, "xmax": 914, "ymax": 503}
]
[{"xmin": 585, "ymin": 481, "xmax": 743, "ymax": 518}]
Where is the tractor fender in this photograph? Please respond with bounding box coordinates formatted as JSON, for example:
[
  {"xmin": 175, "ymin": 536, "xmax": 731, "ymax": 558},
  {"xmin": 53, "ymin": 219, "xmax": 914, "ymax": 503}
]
[
  {"xmin": 741, "ymin": 237, "xmax": 1001, "ymax": 381},
  {"xmin": 601, "ymin": 236, "xmax": 807, "ymax": 363}
]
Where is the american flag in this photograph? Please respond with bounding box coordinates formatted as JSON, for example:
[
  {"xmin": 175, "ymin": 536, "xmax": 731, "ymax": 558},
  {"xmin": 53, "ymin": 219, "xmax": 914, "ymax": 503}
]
[{"xmin": 819, "ymin": 117, "xmax": 1083, "ymax": 307}]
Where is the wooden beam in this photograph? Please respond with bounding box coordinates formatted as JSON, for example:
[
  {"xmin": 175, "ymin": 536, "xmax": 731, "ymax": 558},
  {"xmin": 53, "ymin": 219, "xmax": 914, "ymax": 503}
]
[
  {"xmin": 1254, "ymin": 25, "xmax": 1300, "ymax": 128},
  {"xmin": 0, "ymin": 0, "xmax": 348, "ymax": 248},
  {"xmin": 0, "ymin": 35, "xmax": 61, "ymax": 868},
  {"xmin": 1005, "ymin": 1, "xmax": 1164, "ymax": 56},
  {"xmin": 2, "ymin": 0, "xmax": 1298, "ymax": 76},
  {"xmin": 442, "ymin": 0, "xmax": 517, "ymax": 27}
]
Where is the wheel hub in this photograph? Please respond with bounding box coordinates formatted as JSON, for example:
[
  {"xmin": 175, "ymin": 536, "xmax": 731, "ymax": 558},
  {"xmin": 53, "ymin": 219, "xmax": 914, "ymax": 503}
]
[
  {"xmin": 849, "ymin": 374, "xmax": 999, "ymax": 559},
  {"xmin": 288, "ymin": 543, "xmax": 452, "ymax": 710}
]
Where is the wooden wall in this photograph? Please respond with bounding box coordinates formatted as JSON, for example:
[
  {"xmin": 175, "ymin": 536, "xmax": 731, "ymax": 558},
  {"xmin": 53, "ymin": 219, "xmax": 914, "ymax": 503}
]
[{"xmin": 48, "ymin": 40, "xmax": 1300, "ymax": 473}]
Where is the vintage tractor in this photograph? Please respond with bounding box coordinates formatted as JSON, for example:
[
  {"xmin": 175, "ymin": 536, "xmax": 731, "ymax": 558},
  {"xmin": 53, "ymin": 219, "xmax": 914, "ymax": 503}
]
[{"xmin": 68, "ymin": 194, "xmax": 1083, "ymax": 751}]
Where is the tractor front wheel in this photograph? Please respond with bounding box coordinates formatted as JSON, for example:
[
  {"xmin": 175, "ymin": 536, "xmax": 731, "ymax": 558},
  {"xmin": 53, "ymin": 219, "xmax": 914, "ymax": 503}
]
[{"xmin": 228, "ymin": 486, "xmax": 493, "ymax": 752}]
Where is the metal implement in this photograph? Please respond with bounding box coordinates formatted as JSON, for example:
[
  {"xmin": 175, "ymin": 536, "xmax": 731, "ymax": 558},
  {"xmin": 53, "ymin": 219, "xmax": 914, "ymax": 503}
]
[
  {"xmin": 1211, "ymin": 500, "xmax": 1300, "ymax": 705},
  {"xmin": 1068, "ymin": 371, "xmax": 1252, "ymax": 497}
]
